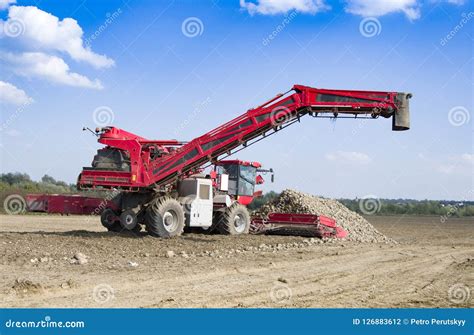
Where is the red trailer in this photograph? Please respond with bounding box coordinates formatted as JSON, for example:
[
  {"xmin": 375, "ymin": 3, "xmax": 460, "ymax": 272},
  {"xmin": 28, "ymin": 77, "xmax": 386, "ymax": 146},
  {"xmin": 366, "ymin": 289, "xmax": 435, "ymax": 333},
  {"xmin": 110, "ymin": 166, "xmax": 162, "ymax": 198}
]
[{"xmin": 25, "ymin": 194, "xmax": 117, "ymax": 215}]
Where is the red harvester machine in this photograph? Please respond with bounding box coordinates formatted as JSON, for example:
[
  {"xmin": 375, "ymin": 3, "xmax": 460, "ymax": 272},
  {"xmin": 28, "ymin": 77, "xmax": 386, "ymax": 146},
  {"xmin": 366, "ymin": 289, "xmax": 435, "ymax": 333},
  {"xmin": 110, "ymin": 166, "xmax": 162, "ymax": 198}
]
[{"xmin": 77, "ymin": 85, "xmax": 410, "ymax": 237}]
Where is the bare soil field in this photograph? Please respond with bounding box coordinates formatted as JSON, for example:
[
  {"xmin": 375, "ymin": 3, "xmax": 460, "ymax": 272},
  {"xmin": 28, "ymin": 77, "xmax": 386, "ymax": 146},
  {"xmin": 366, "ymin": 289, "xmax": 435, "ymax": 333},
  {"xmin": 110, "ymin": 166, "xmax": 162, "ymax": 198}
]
[{"xmin": 0, "ymin": 214, "xmax": 472, "ymax": 308}]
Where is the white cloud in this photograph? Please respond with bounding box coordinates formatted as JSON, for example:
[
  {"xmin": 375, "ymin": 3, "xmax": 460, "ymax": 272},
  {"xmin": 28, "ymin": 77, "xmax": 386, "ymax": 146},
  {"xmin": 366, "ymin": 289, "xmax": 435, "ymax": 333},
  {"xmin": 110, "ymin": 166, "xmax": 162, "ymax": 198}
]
[
  {"xmin": 0, "ymin": 52, "xmax": 103, "ymax": 90},
  {"xmin": 240, "ymin": 0, "xmax": 466, "ymax": 17},
  {"xmin": 0, "ymin": 0, "xmax": 15, "ymax": 10},
  {"xmin": 240, "ymin": 0, "xmax": 328, "ymax": 15},
  {"xmin": 325, "ymin": 151, "xmax": 372, "ymax": 164},
  {"xmin": 5, "ymin": 129, "xmax": 21, "ymax": 136},
  {"xmin": 437, "ymin": 153, "xmax": 473, "ymax": 174},
  {"xmin": 0, "ymin": 6, "xmax": 114, "ymax": 69},
  {"xmin": 0, "ymin": 80, "xmax": 33, "ymax": 105},
  {"xmin": 461, "ymin": 153, "xmax": 474, "ymax": 164},
  {"xmin": 417, "ymin": 153, "xmax": 426, "ymax": 159},
  {"xmin": 440, "ymin": 0, "xmax": 466, "ymax": 4},
  {"xmin": 437, "ymin": 164, "xmax": 456, "ymax": 174},
  {"xmin": 345, "ymin": 0, "xmax": 420, "ymax": 20}
]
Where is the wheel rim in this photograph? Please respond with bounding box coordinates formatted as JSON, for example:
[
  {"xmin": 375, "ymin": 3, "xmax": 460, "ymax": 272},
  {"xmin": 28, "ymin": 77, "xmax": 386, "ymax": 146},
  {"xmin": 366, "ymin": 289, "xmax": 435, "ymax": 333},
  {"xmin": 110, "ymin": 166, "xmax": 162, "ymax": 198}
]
[
  {"xmin": 103, "ymin": 210, "xmax": 116, "ymax": 227},
  {"xmin": 106, "ymin": 214, "xmax": 115, "ymax": 225},
  {"xmin": 119, "ymin": 211, "xmax": 137, "ymax": 230},
  {"xmin": 233, "ymin": 214, "xmax": 246, "ymax": 233},
  {"xmin": 163, "ymin": 210, "xmax": 178, "ymax": 232},
  {"xmin": 124, "ymin": 214, "xmax": 134, "ymax": 227}
]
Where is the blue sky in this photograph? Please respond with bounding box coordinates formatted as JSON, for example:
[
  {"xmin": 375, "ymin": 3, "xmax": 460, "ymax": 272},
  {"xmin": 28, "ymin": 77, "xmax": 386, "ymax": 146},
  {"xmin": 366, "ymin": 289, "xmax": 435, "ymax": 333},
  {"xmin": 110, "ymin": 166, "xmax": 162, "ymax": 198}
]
[{"xmin": 0, "ymin": 0, "xmax": 472, "ymax": 200}]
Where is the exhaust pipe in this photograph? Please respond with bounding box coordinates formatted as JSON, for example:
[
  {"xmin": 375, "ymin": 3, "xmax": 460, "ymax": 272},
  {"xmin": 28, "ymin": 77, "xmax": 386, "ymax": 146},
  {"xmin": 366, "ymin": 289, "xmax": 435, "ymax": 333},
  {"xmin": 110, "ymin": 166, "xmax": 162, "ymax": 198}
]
[{"xmin": 392, "ymin": 93, "xmax": 411, "ymax": 131}]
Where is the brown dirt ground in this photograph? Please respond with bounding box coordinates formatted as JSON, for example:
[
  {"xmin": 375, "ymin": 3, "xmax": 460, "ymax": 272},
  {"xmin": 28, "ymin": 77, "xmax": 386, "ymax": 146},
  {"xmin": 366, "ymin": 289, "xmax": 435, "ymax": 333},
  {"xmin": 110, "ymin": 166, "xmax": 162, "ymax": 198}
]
[{"xmin": 0, "ymin": 214, "xmax": 472, "ymax": 308}]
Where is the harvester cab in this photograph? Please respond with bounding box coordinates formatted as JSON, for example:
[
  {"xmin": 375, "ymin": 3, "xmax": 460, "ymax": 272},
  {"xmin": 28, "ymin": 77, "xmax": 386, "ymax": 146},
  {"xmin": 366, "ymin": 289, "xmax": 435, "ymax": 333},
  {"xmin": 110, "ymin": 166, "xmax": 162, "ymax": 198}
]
[{"xmin": 214, "ymin": 160, "xmax": 271, "ymax": 206}]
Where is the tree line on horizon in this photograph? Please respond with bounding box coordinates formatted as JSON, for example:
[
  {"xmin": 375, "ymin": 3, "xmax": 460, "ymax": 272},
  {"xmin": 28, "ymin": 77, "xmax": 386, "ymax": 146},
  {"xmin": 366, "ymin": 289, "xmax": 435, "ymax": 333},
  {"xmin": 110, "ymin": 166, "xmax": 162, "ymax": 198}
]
[
  {"xmin": 247, "ymin": 192, "xmax": 474, "ymax": 217},
  {"xmin": 0, "ymin": 172, "xmax": 76, "ymax": 195},
  {"xmin": 1, "ymin": 172, "xmax": 473, "ymax": 217}
]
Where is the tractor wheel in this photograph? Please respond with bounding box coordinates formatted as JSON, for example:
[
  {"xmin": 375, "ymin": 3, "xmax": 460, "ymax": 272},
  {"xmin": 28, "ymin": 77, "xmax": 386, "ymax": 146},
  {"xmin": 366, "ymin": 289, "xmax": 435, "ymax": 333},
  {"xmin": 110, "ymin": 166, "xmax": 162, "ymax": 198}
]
[
  {"xmin": 145, "ymin": 197, "xmax": 185, "ymax": 238},
  {"xmin": 119, "ymin": 210, "xmax": 138, "ymax": 231},
  {"xmin": 217, "ymin": 203, "xmax": 250, "ymax": 235},
  {"xmin": 101, "ymin": 208, "xmax": 121, "ymax": 232}
]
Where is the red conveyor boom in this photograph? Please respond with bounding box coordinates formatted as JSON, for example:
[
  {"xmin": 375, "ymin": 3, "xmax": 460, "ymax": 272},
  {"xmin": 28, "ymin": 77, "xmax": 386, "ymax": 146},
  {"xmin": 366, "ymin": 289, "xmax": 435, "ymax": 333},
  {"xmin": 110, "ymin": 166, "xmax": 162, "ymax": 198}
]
[{"xmin": 78, "ymin": 85, "xmax": 410, "ymax": 190}]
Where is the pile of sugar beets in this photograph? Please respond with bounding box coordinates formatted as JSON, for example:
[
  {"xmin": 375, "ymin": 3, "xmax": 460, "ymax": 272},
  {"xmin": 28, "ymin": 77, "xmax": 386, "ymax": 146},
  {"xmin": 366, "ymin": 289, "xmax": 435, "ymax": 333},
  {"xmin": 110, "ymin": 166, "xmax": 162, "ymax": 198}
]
[{"xmin": 256, "ymin": 189, "xmax": 393, "ymax": 243}]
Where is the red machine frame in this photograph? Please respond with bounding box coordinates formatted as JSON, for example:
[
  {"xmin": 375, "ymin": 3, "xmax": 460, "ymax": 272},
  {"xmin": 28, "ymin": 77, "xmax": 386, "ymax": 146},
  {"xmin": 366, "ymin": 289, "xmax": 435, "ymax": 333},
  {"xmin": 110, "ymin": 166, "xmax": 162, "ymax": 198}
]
[
  {"xmin": 251, "ymin": 213, "xmax": 348, "ymax": 238},
  {"xmin": 78, "ymin": 85, "xmax": 410, "ymax": 191},
  {"xmin": 25, "ymin": 194, "xmax": 119, "ymax": 215}
]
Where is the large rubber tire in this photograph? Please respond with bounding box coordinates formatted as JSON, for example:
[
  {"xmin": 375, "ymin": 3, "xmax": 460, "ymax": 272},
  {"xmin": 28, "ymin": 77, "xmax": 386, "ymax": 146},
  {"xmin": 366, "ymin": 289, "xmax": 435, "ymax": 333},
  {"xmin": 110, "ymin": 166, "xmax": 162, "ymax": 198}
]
[
  {"xmin": 145, "ymin": 197, "xmax": 185, "ymax": 238},
  {"xmin": 120, "ymin": 210, "xmax": 138, "ymax": 231},
  {"xmin": 101, "ymin": 208, "xmax": 121, "ymax": 232},
  {"xmin": 217, "ymin": 203, "xmax": 250, "ymax": 235}
]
